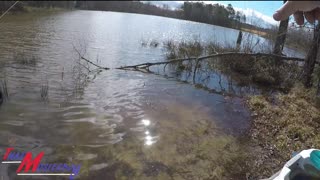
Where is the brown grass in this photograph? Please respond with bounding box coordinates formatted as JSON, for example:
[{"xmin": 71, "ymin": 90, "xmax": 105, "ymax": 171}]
[
  {"xmin": 247, "ymin": 84, "xmax": 320, "ymax": 179},
  {"xmin": 241, "ymin": 27, "xmax": 268, "ymax": 37}
]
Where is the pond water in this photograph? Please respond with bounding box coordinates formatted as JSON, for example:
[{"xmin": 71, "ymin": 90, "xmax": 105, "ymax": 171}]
[{"xmin": 0, "ymin": 10, "xmax": 303, "ymax": 179}]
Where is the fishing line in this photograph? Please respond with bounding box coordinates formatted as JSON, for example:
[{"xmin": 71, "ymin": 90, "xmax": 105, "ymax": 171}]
[{"xmin": 0, "ymin": 1, "xmax": 19, "ymax": 22}]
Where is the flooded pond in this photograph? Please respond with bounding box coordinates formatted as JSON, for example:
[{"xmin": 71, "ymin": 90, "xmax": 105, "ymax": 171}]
[{"xmin": 0, "ymin": 10, "xmax": 303, "ymax": 179}]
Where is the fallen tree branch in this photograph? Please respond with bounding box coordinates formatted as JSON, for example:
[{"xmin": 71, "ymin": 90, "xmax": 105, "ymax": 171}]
[
  {"xmin": 80, "ymin": 56, "xmax": 109, "ymax": 70},
  {"xmin": 116, "ymin": 57, "xmax": 197, "ymax": 69},
  {"xmin": 73, "ymin": 45, "xmax": 109, "ymax": 70},
  {"xmin": 116, "ymin": 52, "xmax": 308, "ymax": 70},
  {"xmin": 76, "ymin": 61, "xmax": 91, "ymax": 72}
]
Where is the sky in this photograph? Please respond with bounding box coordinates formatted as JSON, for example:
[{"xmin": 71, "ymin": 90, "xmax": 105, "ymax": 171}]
[
  {"xmin": 210, "ymin": 1, "xmax": 283, "ymax": 18},
  {"xmin": 148, "ymin": 1, "xmax": 285, "ymax": 27},
  {"xmin": 211, "ymin": 1, "xmax": 283, "ymax": 25}
]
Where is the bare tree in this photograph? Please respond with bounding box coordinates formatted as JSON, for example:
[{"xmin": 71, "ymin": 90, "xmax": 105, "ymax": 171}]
[
  {"xmin": 302, "ymin": 23, "xmax": 320, "ymax": 88},
  {"xmin": 273, "ymin": 0, "xmax": 289, "ymax": 55}
]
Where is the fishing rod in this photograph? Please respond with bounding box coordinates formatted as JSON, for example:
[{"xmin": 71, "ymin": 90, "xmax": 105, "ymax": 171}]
[{"xmin": 0, "ymin": 1, "xmax": 19, "ymax": 21}]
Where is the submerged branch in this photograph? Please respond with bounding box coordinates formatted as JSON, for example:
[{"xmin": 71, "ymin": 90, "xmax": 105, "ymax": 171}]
[
  {"xmin": 73, "ymin": 45, "xmax": 109, "ymax": 70},
  {"xmin": 80, "ymin": 56, "xmax": 109, "ymax": 70},
  {"xmin": 116, "ymin": 52, "xmax": 307, "ymax": 70},
  {"xmin": 116, "ymin": 57, "xmax": 198, "ymax": 69},
  {"xmin": 76, "ymin": 61, "xmax": 91, "ymax": 72}
]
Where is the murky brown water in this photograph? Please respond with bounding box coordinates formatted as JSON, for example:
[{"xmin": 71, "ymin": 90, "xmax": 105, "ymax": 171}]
[{"xmin": 0, "ymin": 10, "xmax": 302, "ymax": 179}]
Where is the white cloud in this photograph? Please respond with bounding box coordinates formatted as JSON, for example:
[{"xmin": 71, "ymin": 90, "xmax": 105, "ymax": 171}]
[
  {"xmin": 147, "ymin": 1, "xmax": 279, "ymax": 28},
  {"xmin": 190, "ymin": 1, "xmax": 279, "ymax": 27},
  {"xmin": 233, "ymin": 7, "xmax": 278, "ymax": 27},
  {"xmin": 198, "ymin": 1, "xmax": 279, "ymax": 27}
]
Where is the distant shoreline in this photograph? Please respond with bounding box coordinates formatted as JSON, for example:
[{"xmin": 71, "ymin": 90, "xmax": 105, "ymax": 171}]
[
  {"xmin": 72, "ymin": 8, "xmax": 271, "ymax": 40},
  {"xmin": 1, "ymin": 1, "xmax": 272, "ymax": 40},
  {"xmin": 3, "ymin": 7, "xmax": 306, "ymax": 54}
]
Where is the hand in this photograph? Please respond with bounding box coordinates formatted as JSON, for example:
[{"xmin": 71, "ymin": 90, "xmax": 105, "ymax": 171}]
[{"xmin": 273, "ymin": 1, "xmax": 320, "ymax": 25}]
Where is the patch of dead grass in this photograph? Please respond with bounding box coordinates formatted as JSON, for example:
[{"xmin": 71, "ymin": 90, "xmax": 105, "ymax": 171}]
[{"xmin": 247, "ymin": 84, "xmax": 320, "ymax": 179}]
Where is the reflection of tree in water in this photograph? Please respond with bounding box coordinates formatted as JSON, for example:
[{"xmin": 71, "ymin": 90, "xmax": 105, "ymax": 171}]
[
  {"xmin": 132, "ymin": 50, "xmax": 303, "ymax": 97},
  {"xmin": 146, "ymin": 57, "xmax": 260, "ymax": 97},
  {"xmin": 193, "ymin": 58, "xmax": 260, "ymax": 96}
]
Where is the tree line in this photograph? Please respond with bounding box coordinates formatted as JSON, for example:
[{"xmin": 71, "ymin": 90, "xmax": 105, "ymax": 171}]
[
  {"xmin": 181, "ymin": 2, "xmax": 246, "ymax": 29},
  {"xmin": 75, "ymin": 1, "xmax": 179, "ymax": 19},
  {"xmin": 76, "ymin": 1, "xmax": 247, "ymax": 29},
  {"xmin": 75, "ymin": 1, "xmax": 267, "ymax": 32},
  {"xmin": 0, "ymin": 1, "xmax": 75, "ymax": 12}
]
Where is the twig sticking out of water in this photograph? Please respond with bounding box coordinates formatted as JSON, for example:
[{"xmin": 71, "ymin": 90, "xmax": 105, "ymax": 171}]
[
  {"xmin": 40, "ymin": 81, "xmax": 49, "ymax": 101},
  {"xmin": 73, "ymin": 46, "xmax": 109, "ymax": 70},
  {"xmin": 0, "ymin": 1, "xmax": 19, "ymax": 21},
  {"xmin": 0, "ymin": 79, "xmax": 9, "ymax": 101},
  {"xmin": 80, "ymin": 56, "xmax": 109, "ymax": 70},
  {"xmin": 117, "ymin": 57, "xmax": 197, "ymax": 70}
]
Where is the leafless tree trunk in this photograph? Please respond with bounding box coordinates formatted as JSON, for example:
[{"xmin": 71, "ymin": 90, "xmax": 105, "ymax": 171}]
[
  {"xmin": 273, "ymin": 0, "xmax": 289, "ymax": 55},
  {"xmin": 303, "ymin": 23, "xmax": 320, "ymax": 88},
  {"xmin": 236, "ymin": 30, "xmax": 243, "ymax": 50}
]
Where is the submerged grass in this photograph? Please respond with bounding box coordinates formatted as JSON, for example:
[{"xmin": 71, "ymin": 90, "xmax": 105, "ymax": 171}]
[
  {"xmin": 52, "ymin": 103, "xmax": 249, "ymax": 180},
  {"xmin": 247, "ymin": 84, "xmax": 320, "ymax": 179},
  {"xmin": 13, "ymin": 51, "xmax": 37, "ymax": 66}
]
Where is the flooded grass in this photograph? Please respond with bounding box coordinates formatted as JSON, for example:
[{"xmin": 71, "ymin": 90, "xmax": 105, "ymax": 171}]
[
  {"xmin": 40, "ymin": 81, "xmax": 49, "ymax": 101},
  {"xmin": 149, "ymin": 39, "xmax": 159, "ymax": 48},
  {"xmin": 141, "ymin": 39, "xmax": 160, "ymax": 48},
  {"xmin": 213, "ymin": 55, "xmax": 300, "ymax": 91},
  {"xmin": 0, "ymin": 79, "xmax": 9, "ymax": 102},
  {"xmin": 163, "ymin": 39, "xmax": 204, "ymax": 59},
  {"xmin": 13, "ymin": 51, "xmax": 37, "ymax": 66},
  {"xmin": 163, "ymin": 38, "xmax": 301, "ymax": 92}
]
